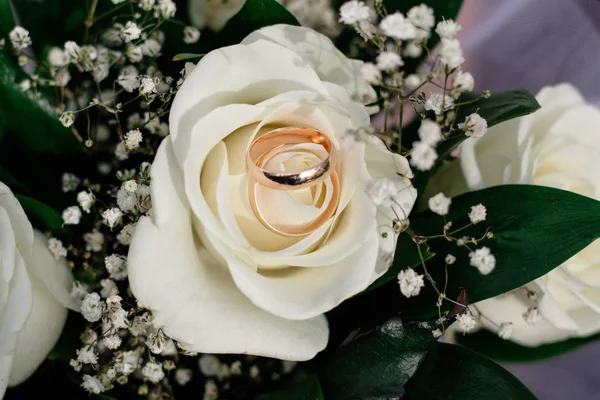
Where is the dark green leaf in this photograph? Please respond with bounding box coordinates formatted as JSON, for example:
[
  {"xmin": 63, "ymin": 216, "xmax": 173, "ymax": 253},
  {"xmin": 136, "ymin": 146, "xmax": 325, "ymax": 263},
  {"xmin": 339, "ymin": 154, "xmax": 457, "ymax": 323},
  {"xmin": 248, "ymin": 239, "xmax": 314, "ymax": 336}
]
[
  {"xmin": 217, "ymin": 0, "xmax": 300, "ymax": 47},
  {"xmin": 256, "ymin": 373, "xmax": 324, "ymax": 400},
  {"xmin": 320, "ymin": 317, "xmax": 442, "ymax": 400},
  {"xmin": 363, "ymin": 232, "xmax": 434, "ymax": 293},
  {"xmin": 413, "ymin": 89, "xmax": 541, "ymax": 199},
  {"xmin": 0, "ymin": 164, "xmax": 29, "ymax": 194},
  {"xmin": 0, "ymin": 53, "xmax": 82, "ymax": 153},
  {"xmin": 406, "ymin": 185, "xmax": 600, "ymax": 318},
  {"xmin": 172, "ymin": 52, "xmax": 205, "ymax": 61},
  {"xmin": 404, "ymin": 342, "xmax": 536, "ymax": 400},
  {"xmin": 15, "ymin": 194, "xmax": 68, "ymax": 235},
  {"xmin": 456, "ymin": 328, "xmax": 600, "ymax": 363}
]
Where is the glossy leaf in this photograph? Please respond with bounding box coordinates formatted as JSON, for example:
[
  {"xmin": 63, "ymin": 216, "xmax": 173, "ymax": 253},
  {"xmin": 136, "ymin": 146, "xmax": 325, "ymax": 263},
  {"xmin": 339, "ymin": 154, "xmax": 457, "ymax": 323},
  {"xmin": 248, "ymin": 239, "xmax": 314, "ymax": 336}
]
[
  {"xmin": 320, "ymin": 317, "xmax": 442, "ymax": 400},
  {"xmin": 172, "ymin": 53, "xmax": 205, "ymax": 62},
  {"xmin": 404, "ymin": 342, "xmax": 536, "ymax": 399},
  {"xmin": 217, "ymin": 0, "xmax": 300, "ymax": 47},
  {"xmin": 256, "ymin": 373, "xmax": 324, "ymax": 400},
  {"xmin": 412, "ymin": 89, "xmax": 541, "ymax": 199},
  {"xmin": 456, "ymin": 328, "xmax": 600, "ymax": 363}
]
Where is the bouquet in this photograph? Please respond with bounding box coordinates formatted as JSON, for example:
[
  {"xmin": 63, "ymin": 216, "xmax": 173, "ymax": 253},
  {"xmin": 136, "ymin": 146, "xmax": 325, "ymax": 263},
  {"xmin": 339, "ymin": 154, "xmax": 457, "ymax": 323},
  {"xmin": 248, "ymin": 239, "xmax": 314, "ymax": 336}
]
[{"xmin": 1, "ymin": 0, "xmax": 599, "ymax": 399}]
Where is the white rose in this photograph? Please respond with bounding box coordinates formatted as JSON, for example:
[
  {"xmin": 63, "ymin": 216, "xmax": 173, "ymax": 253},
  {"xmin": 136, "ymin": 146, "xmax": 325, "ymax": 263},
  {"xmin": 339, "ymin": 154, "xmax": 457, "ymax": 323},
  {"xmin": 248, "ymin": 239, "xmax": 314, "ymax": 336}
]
[
  {"xmin": 0, "ymin": 183, "xmax": 78, "ymax": 396},
  {"xmin": 440, "ymin": 83, "xmax": 600, "ymax": 346},
  {"xmin": 127, "ymin": 25, "xmax": 416, "ymax": 361}
]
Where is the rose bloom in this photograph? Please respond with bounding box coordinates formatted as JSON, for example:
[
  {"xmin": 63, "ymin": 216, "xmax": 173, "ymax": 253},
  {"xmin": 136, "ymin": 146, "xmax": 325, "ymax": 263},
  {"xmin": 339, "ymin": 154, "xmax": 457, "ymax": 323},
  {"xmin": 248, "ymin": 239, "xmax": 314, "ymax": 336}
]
[
  {"xmin": 128, "ymin": 25, "xmax": 416, "ymax": 360},
  {"xmin": 434, "ymin": 84, "xmax": 600, "ymax": 346},
  {"xmin": 0, "ymin": 183, "xmax": 77, "ymax": 396}
]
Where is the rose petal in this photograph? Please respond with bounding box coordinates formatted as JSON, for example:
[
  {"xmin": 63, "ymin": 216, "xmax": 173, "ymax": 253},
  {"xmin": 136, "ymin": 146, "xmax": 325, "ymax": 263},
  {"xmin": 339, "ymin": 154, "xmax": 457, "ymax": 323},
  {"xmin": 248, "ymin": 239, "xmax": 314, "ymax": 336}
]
[{"xmin": 0, "ymin": 183, "xmax": 34, "ymax": 263}]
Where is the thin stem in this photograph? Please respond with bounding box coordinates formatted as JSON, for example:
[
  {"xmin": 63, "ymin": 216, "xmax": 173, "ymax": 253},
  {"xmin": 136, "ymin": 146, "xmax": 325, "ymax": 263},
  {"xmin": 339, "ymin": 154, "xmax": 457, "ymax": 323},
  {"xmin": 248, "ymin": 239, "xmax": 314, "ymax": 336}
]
[
  {"xmin": 84, "ymin": 0, "xmax": 99, "ymax": 42},
  {"xmin": 397, "ymin": 98, "xmax": 404, "ymax": 152}
]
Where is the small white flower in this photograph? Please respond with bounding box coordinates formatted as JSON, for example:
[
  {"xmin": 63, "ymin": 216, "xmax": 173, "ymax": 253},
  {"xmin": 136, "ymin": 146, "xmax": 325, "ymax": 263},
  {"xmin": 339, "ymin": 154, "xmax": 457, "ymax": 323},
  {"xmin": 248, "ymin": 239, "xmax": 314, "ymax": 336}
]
[
  {"xmin": 70, "ymin": 359, "xmax": 82, "ymax": 372},
  {"xmin": 456, "ymin": 311, "xmax": 477, "ymax": 332},
  {"xmin": 100, "ymin": 278, "xmax": 119, "ymax": 298},
  {"xmin": 338, "ymin": 1, "xmax": 371, "ymax": 25},
  {"xmin": 360, "ymin": 62, "xmax": 381, "ymax": 84},
  {"xmin": 93, "ymin": 62, "xmax": 109, "ymax": 82},
  {"xmin": 183, "ymin": 26, "xmax": 201, "ymax": 44},
  {"xmin": 77, "ymin": 191, "xmax": 95, "ymax": 213},
  {"xmin": 364, "ymin": 177, "xmax": 402, "ymax": 206},
  {"xmin": 418, "ymin": 120, "xmax": 442, "ymax": 146},
  {"xmin": 125, "ymin": 45, "xmax": 143, "ymax": 63},
  {"xmin": 403, "ymin": 41, "xmax": 422, "ymax": 58},
  {"xmin": 115, "ymin": 142, "xmax": 129, "ymax": 161},
  {"xmin": 124, "ymin": 129, "xmax": 143, "ymax": 150},
  {"xmin": 445, "ymin": 254, "xmax": 456, "ymax": 265},
  {"xmin": 62, "ymin": 173, "xmax": 80, "ymax": 192},
  {"xmin": 428, "ymin": 192, "xmax": 451, "ymax": 216},
  {"xmin": 64, "ymin": 41, "xmax": 81, "ymax": 63},
  {"xmin": 9, "ymin": 26, "xmax": 31, "ymax": 50},
  {"xmin": 139, "ymin": 77, "xmax": 156, "ymax": 95},
  {"xmin": 48, "ymin": 238, "xmax": 67, "ymax": 260},
  {"xmin": 468, "ymin": 204, "xmax": 487, "ymax": 224},
  {"xmin": 139, "ymin": 0, "xmax": 155, "ymax": 11},
  {"xmin": 459, "ymin": 113, "xmax": 488, "ymax": 138},
  {"xmin": 432, "ymin": 329, "xmax": 443, "ymax": 338},
  {"xmin": 199, "ymin": 355, "xmax": 222, "ymax": 376},
  {"xmin": 397, "ymin": 268, "xmax": 425, "ymax": 298},
  {"xmin": 410, "ymin": 141, "xmax": 438, "ymax": 171},
  {"xmin": 60, "ymin": 112, "xmax": 75, "ymax": 128},
  {"xmin": 81, "ymin": 375, "xmax": 105, "ymax": 394},
  {"xmin": 80, "ymin": 329, "xmax": 97, "ymax": 345},
  {"xmin": 117, "ymin": 65, "xmax": 140, "ymax": 92},
  {"xmin": 77, "ymin": 347, "xmax": 98, "ymax": 365},
  {"xmin": 121, "ymin": 21, "xmax": 142, "ymax": 43},
  {"xmin": 142, "ymin": 361, "xmax": 165, "ymax": 383},
  {"xmin": 146, "ymin": 330, "xmax": 168, "ymax": 354},
  {"xmin": 523, "ymin": 306, "xmax": 540, "ymax": 325},
  {"xmin": 404, "ymin": 74, "xmax": 422, "ymax": 89},
  {"xmin": 155, "ymin": 0, "xmax": 177, "ymax": 19},
  {"xmin": 19, "ymin": 79, "xmax": 31, "ymax": 92},
  {"xmin": 102, "ymin": 207, "xmax": 123, "ymax": 229},
  {"xmin": 117, "ymin": 223, "xmax": 136, "ymax": 245},
  {"xmin": 204, "ymin": 380, "xmax": 219, "ymax": 400},
  {"xmin": 141, "ymin": 39, "xmax": 161, "ymax": 57},
  {"xmin": 84, "ymin": 230, "xmax": 104, "ymax": 252},
  {"xmin": 81, "ymin": 292, "xmax": 104, "ymax": 322},
  {"xmin": 453, "ymin": 70, "xmax": 474, "ymax": 91},
  {"xmin": 48, "ymin": 47, "xmax": 68, "ymax": 67},
  {"xmin": 424, "ymin": 92, "xmax": 455, "ymax": 115},
  {"xmin": 407, "ymin": 4, "xmax": 435, "ymax": 30},
  {"xmin": 439, "ymin": 39, "xmax": 464, "ymax": 70},
  {"xmin": 105, "ymin": 254, "xmax": 128, "ymax": 280},
  {"xmin": 119, "ymin": 350, "xmax": 140, "ymax": 375},
  {"xmin": 62, "ymin": 206, "xmax": 82, "ymax": 225},
  {"xmin": 498, "ymin": 322, "xmax": 513, "ymax": 339},
  {"xmin": 70, "ymin": 281, "xmax": 88, "ymax": 303},
  {"xmin": 380, "ymin": 13, "xmax": 417, "ymax": 40},
  {"xmin": 123, "ymin": 180, "xmax": 138, "ymax": 193},
  {"xmin": 175, "ymin": 368, "xmax": 193, "ymax": 386},
  {"xmin": 436, "ymin": 19, "xmax": 462, "ymax": 39},
  {"xmin": 469, "ymin": 247, "xmax": 496, "ymax": 275},
  {"xmin": 376, "ymin": 51, "xmax": 403, "ymax": 71}
]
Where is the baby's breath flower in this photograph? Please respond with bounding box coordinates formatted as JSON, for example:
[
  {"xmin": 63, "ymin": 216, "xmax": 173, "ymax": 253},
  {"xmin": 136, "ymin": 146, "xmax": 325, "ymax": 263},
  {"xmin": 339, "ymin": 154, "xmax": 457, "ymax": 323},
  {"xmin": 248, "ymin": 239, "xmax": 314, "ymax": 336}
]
[
  {"xmin": 523, "ymin": 306, "xmax": 540, "ymax": 325},
  {"xmin": 139, "ymin": 0, "xmax": 155, "ymax": 11},
  {"xmin": 146, "ymin": 330, "xmax": 168, "ymax": 354},
  {"xmin": 48, "ymin": 238, "xmax": 67, "ymax": 260},
  {"xmin": 439, "ymin": 39, "xmax": 464, "ymax": 70},
  {"xmin": 469, "ymin": 247, "xmax": 496, "ymax": 275},
  {"xmin": 360, "ymin": 62, "xmax": 381, "ymax": 84},
  {"xmin": 77, "ymin": 191, "xmax": 95, "ymax": 213},
  {"xmin": 424, "ymin": 92, "xmax": 455, "ymax": 115},
  {"xmin": 48, "ymin": 47, "xmax": 68, "ymax": 67},
  {"xmin": 121, "ymin": 21, "xmax": 142, "ymax": 43},
  {"xmin": 62, "ymin": 206, "xmax": 82, "ymax": 225},
  {"xmin": 117, "ymin": 65, "xmax": 140, "ymax": 92},
  {"xmin": 84, "ymin": 230, "xmax": 104, "ymax": 252},
  {"xmin": 102, "ymin": 208, "xmax": 123, "ymax": 229},
  {"xmin": 9, "ymin": 26, "xmax": 31, "ymax": 50},
  {"xmin": 410, "ymin": 141, "xmax": 438, "ymax": 171},
  {"xmin": 498, "ymin": 322, "xmax": 513, "ymax": 339},
  {"xmin": 376, "ymin": 51, "xmax": 403, "ymax": 72},
  {"xmin": 155, "ymin": 0, "xmax": 177, "ymax": 19},
  {"xmin": 70, "ymin": 281, "xmax": 88, "ymax": 303},
  {"xmin": 204, "ymin": 380, "xmax": 219, "ymax": 400},
  {"xmin": 468, "ymin": 204, "xmax": 487, "ymax": 224},
  {"xmin": 81, "ymin": 293, "xmax": 104, "ymax": 322},
  {"xmin": 142, "ymin": 361, "xmax": 165, "ymax": 383},
  {"xmin": 118, "ymin": 350, "xmax": 140, "ymax": 375},
  {"xmin": 64, "ymin": 41, "xmax": 81, "ymax": 63},
  {"xmin": 117, "ymin": 223, "xmax": 136, "ymax": 245},
  {"xmin": 453, "ymin": 70, "xmax": 475, "ymax": 91},
  {"xmin": 100, "ymin": 278, "xmax": 119, "ymax": 298},
  {"xmin": 418, "ymin": 119, "xmax": 442, "ymax": 146},
  {"xmin": 436, "ymin": 19, "xmax": 462, "ymax": 39},
  {"xmin": 364, "ymin": 177, "xmax": 399, "ymax": 206},
  {"xmin": 115, "ymin": 142, "xmax": 129, "ymax": 161},
  {"xmin": 105, "ymin": 254, "xmax": 128, "ymax": 280},
  {"xmin": 183, "ymin": 26, "xmax": 201, "ymax": 44},
  {"xmin": 432, "ymin": 329, "xmax": 443, "ymax": 338},
  {"xmin": 456, "ymin": 311, "xmax": 477, "ymax": 332},
  {"xmin": 428, "ymin": 192, "xmax": 451, "ymax": 216},
  {"xmin": 459, "ymin": 113, "xmax": 488, "ymax": 138},
  {"xmin": 81, "ymin": 375, "xmax": 105, "ymax": 394},
  {"xmin": 397, "ymin": 268, "xmax": 425, "ymax": 298},
  {"xmin": 77, "ymin": 347, "xmax": 98, "ymax": 365},
  {"xmin": 124, "ymin": 129, "xmax": 143, "ymax": 150},
  {"xmin": 62, "ymin": 173, "xmax": 80, "ymax": 192},
  {"xmin": 139, "ymin": 77, "xmax": 156, "ymax": 95},
  {"xmin": 407, "ymin": 4, "xmax": 435, "ymax": 30},
  {"xmin": 125, "ymin": 45, "xmax": 143, "ymax": 63},
  {"xmin": 60, "ymin": 112, "xmax": 75, "ymax": 127},
  {"xmin": 403, "ymin": 41, "xmax": 422, "ymax": 58},
  {"xmin": 404, "ymin": 73, "xmax": 422, "ymax": 89},
  {"xmin": 102, "ymin": 335, "xmax": 122, "ymax": 351},
  {"xmin": 175, "ymin": 368, "xmax": 193, "ymax": 386},
  {"xmin": 445, "ymin": 254, "xmax": 456, "ymax": 265},
  {"xmin": 380, "ymin": 13, "xmax": 417, "ymax": 40},
  {"xmin": 141, "ymin": 39, "xmax": 162, "ymax": 57},
  {"xmin": 199, "ymin": 355, "xmax": 222, "ymax": 376},
  {"xmin": 338, "ymin": 1, "xmax": 371, "ymax": 25}
]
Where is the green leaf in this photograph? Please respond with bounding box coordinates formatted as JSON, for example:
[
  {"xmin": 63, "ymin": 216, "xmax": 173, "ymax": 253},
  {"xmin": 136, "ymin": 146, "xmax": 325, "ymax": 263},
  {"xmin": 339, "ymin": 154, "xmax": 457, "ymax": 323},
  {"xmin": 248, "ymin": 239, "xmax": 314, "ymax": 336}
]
[
  {"xmin": 456, "ymin": 328, "xmax": 600, "ymax": 363},
  {"xmin": 172, "ymin": 52, "xmax": 205, "ymax": 61},
  {"xmin": 217, "ymin": 0, "xmax": 300, "ymax": 47},
  {"xmin": 320, "ymin": 317, "xmax": 441, "ymax": 400},
  {"xmin": 404, "ymin": 342, "xmax": 536, "ymax": 399},
  {"xmin": 363, "ymin": 232, "xmax": 434, "ymax": 293},
  {"xmin": 412, "ymin": 89, "xmax": 541, "ymax": 200},
  {"xmin": 15, "ymin": 194, "xmax": 68, "ymax": 235},
  {"xmin": 405, "ymin": 185, "xmax": 600, "ymax": 318},
  {"xmin": 0, "ymin": 53, "xmax": 81, "ymax": 153},
  {"xmin": 256, "ymin": 373, "xmax": 324, "ymax": 400}
]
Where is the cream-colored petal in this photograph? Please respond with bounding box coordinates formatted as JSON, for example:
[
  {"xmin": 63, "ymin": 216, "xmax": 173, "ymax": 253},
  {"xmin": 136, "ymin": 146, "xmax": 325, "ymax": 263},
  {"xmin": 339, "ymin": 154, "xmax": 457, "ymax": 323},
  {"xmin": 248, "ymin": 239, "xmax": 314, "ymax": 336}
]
[
  {"xmin": 0, "ymin": 183, "xmax": 34, "ymax": 264},
  {"xmin": 128, "ymin": 140, "xmax": 328, "ymax": 361}
]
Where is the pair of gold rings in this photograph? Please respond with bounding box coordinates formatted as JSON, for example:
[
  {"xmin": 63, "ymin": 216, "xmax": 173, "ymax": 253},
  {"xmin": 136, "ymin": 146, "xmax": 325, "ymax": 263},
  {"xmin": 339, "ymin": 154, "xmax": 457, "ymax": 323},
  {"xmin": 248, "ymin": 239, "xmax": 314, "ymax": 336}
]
[{"xmin": 246, "ymin": 127, "xmax": 340, "ymax": 237}]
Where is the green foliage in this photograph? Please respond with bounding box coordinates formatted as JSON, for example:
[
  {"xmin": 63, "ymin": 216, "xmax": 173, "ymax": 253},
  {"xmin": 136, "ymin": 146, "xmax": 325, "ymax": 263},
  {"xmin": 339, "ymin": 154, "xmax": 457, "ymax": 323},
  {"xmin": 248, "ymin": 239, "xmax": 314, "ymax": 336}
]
[
  {"xmin": 404, "ymin": 343, "xmax": 537, "ymax": 399},
  {"xmin": 256, "ymin": 373, "xmax": 324, "ymax": 400},
  {"xmin": 217, "ymin": 0, "xmax": 300, "ymax": 47},
  {"xmin": 15, "ymin": 194, "xmax": 69, "ymax": 235}
]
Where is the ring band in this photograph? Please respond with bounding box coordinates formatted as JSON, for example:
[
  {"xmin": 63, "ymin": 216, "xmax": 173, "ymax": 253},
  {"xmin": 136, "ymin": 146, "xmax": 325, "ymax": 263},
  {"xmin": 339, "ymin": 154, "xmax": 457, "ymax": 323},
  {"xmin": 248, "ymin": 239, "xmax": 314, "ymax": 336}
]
[{"xmin": 246, "ymin": 127, "xmax": 338, "ymax": 191}]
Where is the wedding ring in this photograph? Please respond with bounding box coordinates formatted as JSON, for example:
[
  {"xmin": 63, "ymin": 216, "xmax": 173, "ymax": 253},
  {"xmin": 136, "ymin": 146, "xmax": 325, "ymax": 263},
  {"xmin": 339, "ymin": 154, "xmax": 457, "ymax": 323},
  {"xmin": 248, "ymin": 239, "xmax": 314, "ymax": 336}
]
[
  {"xmin": 246, "ymin": 126, "xmax": 341, "ymax": 237},
  {"xmin": 246, "ymin": 127, "xmax": 338, "ymax": 191}
]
